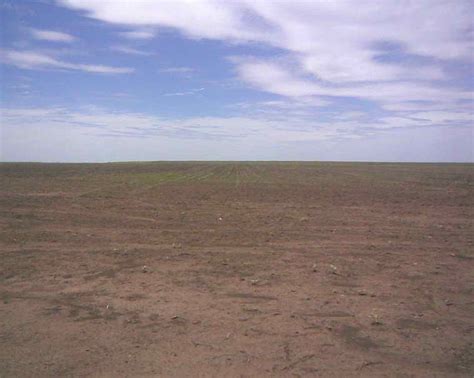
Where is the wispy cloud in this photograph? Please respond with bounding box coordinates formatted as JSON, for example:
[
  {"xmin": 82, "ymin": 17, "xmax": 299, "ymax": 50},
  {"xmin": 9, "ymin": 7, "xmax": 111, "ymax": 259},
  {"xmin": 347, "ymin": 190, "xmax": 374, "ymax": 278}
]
[
  {"xmin": 163, "ymin": 88, "xmax": 204, "ymax": 96},
  {"xmin": 59, "ymin": 0, "xmax": 473, "ymax": 118},
  {"xmin": 232, "ymin": 57, "xmax": 471, "ymax": 104},
  {"xmin": 0, "ymin": 49, "xmax": 134, "ymax": 74},
  {"xmin": 59, "ymin": 1, "xmax": 473, "ymax": 62},
  {"xmin": 118, "ymin": 30, "xmax": 155, "ymax": 40},
  {"xmin": 110, "ymin": 45, "xmax": 153, "ymax": 56},
  {"xmin": 30, "ymin": 28, "xmax": 76, "ymax": 43},
  {"xmin": 159, "ymin": 67, "xmax": 194, "ymax": 75},
  {"xmin": 2, "ymin": 105, "xmax": 471, "ymax": 144},
  {"xmin": 0, "ymin": 106, "xmax": 338, "ymax": 141}
]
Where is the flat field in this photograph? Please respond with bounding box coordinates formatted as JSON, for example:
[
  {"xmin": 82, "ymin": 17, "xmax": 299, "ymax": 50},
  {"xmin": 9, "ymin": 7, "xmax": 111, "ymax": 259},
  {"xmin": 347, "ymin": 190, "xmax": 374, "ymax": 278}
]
[{"xmin": 0, "ymin": 162, "xmax": 473, "ymax": 377}]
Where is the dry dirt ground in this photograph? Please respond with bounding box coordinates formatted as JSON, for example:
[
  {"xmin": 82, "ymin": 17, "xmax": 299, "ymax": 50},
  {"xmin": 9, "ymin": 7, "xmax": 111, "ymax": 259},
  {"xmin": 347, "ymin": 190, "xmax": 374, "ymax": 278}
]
[{"xmin": 0, "ymin": 162, "xmax": 473, "ymax": 377}]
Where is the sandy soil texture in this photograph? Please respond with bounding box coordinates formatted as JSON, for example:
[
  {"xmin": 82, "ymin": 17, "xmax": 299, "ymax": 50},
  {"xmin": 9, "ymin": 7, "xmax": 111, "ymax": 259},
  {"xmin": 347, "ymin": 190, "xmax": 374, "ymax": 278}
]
[{"xmin": 0, "ymin": 162, "xmax": 473, "ymax": 377}]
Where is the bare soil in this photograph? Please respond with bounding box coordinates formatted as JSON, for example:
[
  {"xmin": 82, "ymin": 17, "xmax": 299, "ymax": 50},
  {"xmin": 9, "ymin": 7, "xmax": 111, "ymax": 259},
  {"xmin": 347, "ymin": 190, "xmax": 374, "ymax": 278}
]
[{"xmin": 0, "ymin": 162, "xmax": 473, "ymax": 377}]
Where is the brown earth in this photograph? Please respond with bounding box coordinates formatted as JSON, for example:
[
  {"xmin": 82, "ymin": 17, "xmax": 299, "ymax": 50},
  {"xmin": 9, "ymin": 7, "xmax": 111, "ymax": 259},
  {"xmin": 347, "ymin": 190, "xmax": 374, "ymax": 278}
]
[{"xmin": 0, "ymin": 162, "xmax": 473, "ymax": 377}]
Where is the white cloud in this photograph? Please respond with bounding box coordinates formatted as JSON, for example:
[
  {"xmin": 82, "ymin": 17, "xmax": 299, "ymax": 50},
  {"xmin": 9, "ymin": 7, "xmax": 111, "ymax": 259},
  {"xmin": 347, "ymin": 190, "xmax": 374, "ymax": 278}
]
[
  {"xmin": 159, "ymin": 67, "xmax": 194, "ymax": 74},
  {"xmin": 59, "ymin": 1, "xmax": 473, "ymax": 62},
  {"xmin": 233, "ymin": 58, "xmax": 470, "ymax": 104},
  {"xmin": 410, "ymin": 111, "xmax": 473, "ymax": 124},
  {"xmin": 234, "ymin": 98, "xmax": 331, "ymax": 111},
  {"xmin": 59, "ymin": 0, "xmax": 251, "ymax": 40},
  {"xmin": 0, "ymin": 106, "xmax": 344, "ymax": 142},
  {"xmin": 232, "ymin": 59, "xmax": 320, "ymax": 97},
  {"xmin": 118, "ymin": 30, "xmax": 155, "ymax": 40},
  {"xmin": 163, "ymin": 88, "xmax": 204, "ymax": 96},
  {"xmin": 57, "ymin": 0, "xmax": 473, "ymax": 111},
  {"xmin": 78, "ymin": 64, "xmax": 133, "ymax": 74},
  {"xmin": 110, "ymin": 45, "xmax": 153, "ymax": 56},
  {"xmin": 0, "ymin": 49, "xmax": 134, "ymax": 74},
  {"xmin": 30, "ymin": 28, "xmax": 76, "ymax": 42},
  {"xmin": 2, "ymin": 105, "xmax": 470, "ymax": 146},
  {"xmin": 2, "ymin": 105, "xmax": 471, "ymax": 162}
]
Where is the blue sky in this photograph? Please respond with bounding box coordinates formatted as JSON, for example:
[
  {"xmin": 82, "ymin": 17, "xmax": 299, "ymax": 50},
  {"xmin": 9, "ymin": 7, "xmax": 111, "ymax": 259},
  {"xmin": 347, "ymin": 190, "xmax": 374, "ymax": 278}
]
[{"xmin": 1, "ymin": 0, "xmax": 473, "ymax": 162}]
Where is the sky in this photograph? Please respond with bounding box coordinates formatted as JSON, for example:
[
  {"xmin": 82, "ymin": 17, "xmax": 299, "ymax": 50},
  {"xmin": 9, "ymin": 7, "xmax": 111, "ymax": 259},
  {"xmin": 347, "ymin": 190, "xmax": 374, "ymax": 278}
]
[{"xmin": 0, "ymin": 0, "xmax": 473, "ymax": 162}]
